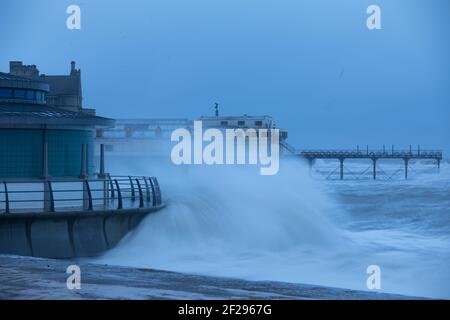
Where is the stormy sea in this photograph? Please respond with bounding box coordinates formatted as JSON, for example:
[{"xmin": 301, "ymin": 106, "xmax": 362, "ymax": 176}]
[{"xmin": 1, "ymin": 158, "xmax": 449, "ymax": 299}]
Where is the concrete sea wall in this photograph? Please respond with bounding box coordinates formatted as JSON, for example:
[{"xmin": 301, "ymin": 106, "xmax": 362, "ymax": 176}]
[{"xmin": 0, "ymin": 206, "xmax": 164, "ymax": 258}]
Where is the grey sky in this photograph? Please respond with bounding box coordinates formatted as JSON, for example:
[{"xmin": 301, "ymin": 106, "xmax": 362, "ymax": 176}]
[{"xmin": 1, "ymin": 0, "xmax": 449, "ymax": 152}]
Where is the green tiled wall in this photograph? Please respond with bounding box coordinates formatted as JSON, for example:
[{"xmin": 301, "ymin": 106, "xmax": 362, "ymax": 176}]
[{"xmin": 0, "ymin": 128, "xmax": 94, "ymax": 178}]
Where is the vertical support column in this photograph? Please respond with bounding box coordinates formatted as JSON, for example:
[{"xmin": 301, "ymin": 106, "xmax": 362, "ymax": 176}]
[
  {"xmin": 404, "ymin": 158, "xmax": 409, "ymax": 180},
  {"xmin": 99, "ymin": 144, "xmax": 105, "ymax": 178},
  {"xmin": 366, "ymin": 145, "xmax": 369, "ymax": 155},
  {"xmin": 339, "ymin": 158, "xmax": 344, "ymax": 180},
  {"xmin": 308, "ymin": 158, "xmax": 314, "ymax": 177},
  {"xmin": 80, "ymin": 144, "xmax": 87, "ymax": 179},
  {"xmin": 98, "ymin": 144, "xmax": 108, "ymax": 207},
  {"xmin": 42, "ymin": 142, "xmax": 49, "ymax": 179},
  {"xmin": 372, "ymin": 158, "xmax": 377, "ymax": 180},
  {"xmin": 383, "ymin": 144, "xmax": 385, "ymax": 154},
  {"xmin": 437, "ymin": 159, "xmax": 440, "ymax": 173}
]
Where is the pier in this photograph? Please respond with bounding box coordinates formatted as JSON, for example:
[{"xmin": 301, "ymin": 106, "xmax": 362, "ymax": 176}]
[{"xmin": 297, "ymin": 146, "xmax": 443, "ymax": 180}]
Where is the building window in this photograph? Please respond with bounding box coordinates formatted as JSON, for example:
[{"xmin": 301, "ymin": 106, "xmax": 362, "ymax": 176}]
[
  {"xmin": 96, "ymin": 129, "xmax": 103, "ymax": 138},
  {"xmin": 220, "ymin": 121, "xmax": 228, "ymax": 126},
  {"xmin": 36, "ymin": 91, "xmax": 43, "ymax": 101},
  {"xmin": 14, "ymin": 89, "xmax": 26, "ymax": 99},
  {"xmin": 26, "ymin": 90, "xmax": 35, "ymax": 100},
  {"xmin": 0, "ymin": 88, "xmax": 13, "ymax": 98},
  {"xmin": 255, "ymin": 121, "xmax": 263, "ymax": 126},
  {"xmin": 237, "ymin": 120, "xmax": 245, "ymax": 126}
]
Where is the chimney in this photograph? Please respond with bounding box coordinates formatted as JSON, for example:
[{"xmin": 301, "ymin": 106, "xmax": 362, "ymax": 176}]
[{"xmin": 70, "ymin": 61, "xmax": 76, "ymax": 75}]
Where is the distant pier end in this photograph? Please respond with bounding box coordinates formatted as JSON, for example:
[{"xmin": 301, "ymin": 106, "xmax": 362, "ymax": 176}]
[{"xmin": 294, "ymin": 146, "xmax": 443, "ymax": 180}]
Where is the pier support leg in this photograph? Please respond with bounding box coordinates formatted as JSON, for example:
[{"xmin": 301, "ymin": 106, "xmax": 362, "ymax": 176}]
[
  {"xmin": 308, "ymin": 158, "xmax": 314, "ymax": 177},
  {"xmin": 339, "ymin": 158, "xmax": 344, "ymax": 180},
  {"xmin": 404, "ymin": 158, "xmax": 409, "ymax": 180},
  {"xmin": 372, "ymin": 159, "xmax": 377, "ymax": 180}
]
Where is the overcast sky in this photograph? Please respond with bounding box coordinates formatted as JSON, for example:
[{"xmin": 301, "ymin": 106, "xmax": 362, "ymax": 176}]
[{"xmin": 1, "ymin": 0, "xmax": 449, "ymax": 152}]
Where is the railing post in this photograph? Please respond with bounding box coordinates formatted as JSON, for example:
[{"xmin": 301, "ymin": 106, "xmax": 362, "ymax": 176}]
[
  {"xmin": 44, "ymin": 180, "xmax": 55, "ymax": 212},
  {"xmin": 148, "ymin": 177, "xmax": 156, "ymax": 206},
  {"xmin": 109, "ymin": 176, "xmax": 115, "ymax": 198},
  {"xmin": 83, "ymin": 180, "xmax": 93, "ymax": 210},
  {"xmin": 135, "ymin": 179, "xmax": 144, "ymax": 208},
  {"xmin": 114, "ymin": 179, "xmax": 123, "ymax": 209},
  {"xmin": 152, "ymin": 177, "xmax": 162, "ymax": 205},
  {"xmin": 129, "ymin": 176, "xmax": 135, "ymax": 202},
  {"xmin": 3, "ymin": 182, "xmax": 9, "ymax": 214},
  {"xmin": 143, "ymin": 176, "xmax": 151, "ymax": 203},
  {"xmin": 339, "ymin": 158, "xmax": 344, "ymax": 180}
]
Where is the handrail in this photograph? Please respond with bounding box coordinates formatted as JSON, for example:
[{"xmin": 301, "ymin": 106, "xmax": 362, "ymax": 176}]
[{"xmin": 0, "ymin": 175, "xmax": 162, "ymax": 214}]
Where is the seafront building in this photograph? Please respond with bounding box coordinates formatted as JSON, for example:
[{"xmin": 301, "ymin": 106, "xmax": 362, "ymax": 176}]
[
  {"xmin": 0, "ymin": 61, "xmax": 163, "ymax": 259},
  {"xmin": 0, "ymin": 61, "xmax": 112, "ymax": 178}
]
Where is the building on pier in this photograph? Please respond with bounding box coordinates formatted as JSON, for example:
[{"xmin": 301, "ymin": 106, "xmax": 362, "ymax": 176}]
[{"xmin": 94, "ymin": 114, "xmax": 289, "ymax": 160}]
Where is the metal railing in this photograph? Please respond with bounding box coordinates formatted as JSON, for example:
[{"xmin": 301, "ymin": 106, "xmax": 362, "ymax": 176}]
[
  {"xmin": 299, "ymin": 149, "xmax": 443, "ymax": 159},
  {"xmin": 0, "ymin": 175, "xmax": 162, "ymax": 214}
]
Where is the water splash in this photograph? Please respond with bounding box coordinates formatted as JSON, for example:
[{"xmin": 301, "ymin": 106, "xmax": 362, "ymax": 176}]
[{"xmin": 95, "ymin": 159, "xmax": 450, "ymax": 299}]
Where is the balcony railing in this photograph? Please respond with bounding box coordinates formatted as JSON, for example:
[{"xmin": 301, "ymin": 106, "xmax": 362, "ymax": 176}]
[{"xmin": 0, "ymin": 175, "xmax": 162, "ymax": 214}]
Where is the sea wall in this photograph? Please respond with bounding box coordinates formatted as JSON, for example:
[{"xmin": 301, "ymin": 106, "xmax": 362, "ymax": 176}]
[{"xmin": 0, "ymin": 206, "xmax": 164, "ymax": 259}]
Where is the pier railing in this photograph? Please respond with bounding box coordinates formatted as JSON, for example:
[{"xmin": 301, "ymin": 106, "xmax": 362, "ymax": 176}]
[
  {"xmin": 0, "ymin": 175, "xmax": 162, "ymax": 214},
  {"xmin": 299, "ymin": 149, "xmax": 443, "ymax": 159}
]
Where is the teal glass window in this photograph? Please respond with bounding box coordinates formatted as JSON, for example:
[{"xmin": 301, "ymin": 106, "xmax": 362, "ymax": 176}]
[
  {"xmin": 0, "ymin": 88, "xmax": 13, "ymax": 98},
  {"xmin": 14, "ymin": 89, "xmax": 26, "ymax": 99},
  {"xmin": 26, "ymin": 90, "xmax": 35, "ymax": 100}
]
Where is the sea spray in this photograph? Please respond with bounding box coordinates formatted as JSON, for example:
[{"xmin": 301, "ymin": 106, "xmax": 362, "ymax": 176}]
[{"xmin": 94, "ymin": 158, "xmax": 450, "ymax": 299}]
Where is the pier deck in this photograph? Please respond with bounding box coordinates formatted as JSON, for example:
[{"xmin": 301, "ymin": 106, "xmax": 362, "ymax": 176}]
[{"xmin": 296, "ymin": 147, "xmax": 443, "ymax": 180}]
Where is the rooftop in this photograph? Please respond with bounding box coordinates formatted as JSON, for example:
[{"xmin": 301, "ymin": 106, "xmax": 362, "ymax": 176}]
[{"xmin": 0, "ymin": 103, "xmax": 114, "ymax": 127}]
